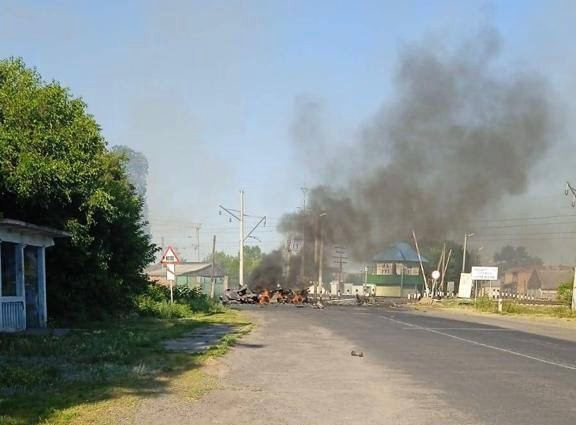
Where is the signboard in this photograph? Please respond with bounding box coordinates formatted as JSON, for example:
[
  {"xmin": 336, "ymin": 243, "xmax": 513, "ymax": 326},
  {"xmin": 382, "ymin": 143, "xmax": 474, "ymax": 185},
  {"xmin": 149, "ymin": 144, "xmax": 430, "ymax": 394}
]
[
  {"xmin": 471, "ymin": 266, "xmax": 498, "ymax": 281},
  {"xmin": 160, "ymin": 246, "xmax": 180, "ymax": 264},
  {"xmin": 447, "ymin": 281, "xmax": 455, "ymax": 293},
  {"xmin": 457, "ymin": 273, "xmax": 473, "ymax": 298}
]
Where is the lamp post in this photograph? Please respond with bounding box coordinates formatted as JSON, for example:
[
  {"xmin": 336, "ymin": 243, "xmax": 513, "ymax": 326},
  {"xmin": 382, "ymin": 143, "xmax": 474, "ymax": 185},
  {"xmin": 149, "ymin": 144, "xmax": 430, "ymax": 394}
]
[{"xmin": 461, "ymin": 233, "xmax": 475, "ymax": 273}]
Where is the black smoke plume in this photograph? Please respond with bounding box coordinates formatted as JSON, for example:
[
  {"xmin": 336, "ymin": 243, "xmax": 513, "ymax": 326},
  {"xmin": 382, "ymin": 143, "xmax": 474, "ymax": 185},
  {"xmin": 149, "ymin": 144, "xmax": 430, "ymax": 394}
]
[{"xmin": 280, "ymin": 28, "xmax": 555, "ymax": 276}]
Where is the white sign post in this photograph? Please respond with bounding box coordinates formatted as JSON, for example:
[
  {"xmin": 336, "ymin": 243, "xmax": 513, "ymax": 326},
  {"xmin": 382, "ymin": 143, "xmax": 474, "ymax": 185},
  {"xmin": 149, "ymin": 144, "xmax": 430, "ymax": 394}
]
[{"xmin": 161, "ymin": 246, "xmax": 180, "ymax": 304}]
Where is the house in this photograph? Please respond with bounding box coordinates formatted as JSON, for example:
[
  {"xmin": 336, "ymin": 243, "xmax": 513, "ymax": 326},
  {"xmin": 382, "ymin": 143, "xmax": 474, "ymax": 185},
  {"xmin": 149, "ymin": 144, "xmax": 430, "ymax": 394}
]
[
  {"xmin": 500, "ymin": 265, "xmax": 572, "ymax": 300},
  {"xmin": 146, "ymin": 262, "xmax": 229, "ymax": 297},
  {"xmin": 501, "ymin": 267, "xmax": 538, "ymax": 294},
  {"xmin": 528, "ymin": 267, "xmax": 573, "ymax": 300},
  {"xmin": 366, "ymin": 242, "xmax": 428, "ymax": 297},
  {"xmin": 0, "ymin": 218, "xmax": 69, "ymax": 332}
]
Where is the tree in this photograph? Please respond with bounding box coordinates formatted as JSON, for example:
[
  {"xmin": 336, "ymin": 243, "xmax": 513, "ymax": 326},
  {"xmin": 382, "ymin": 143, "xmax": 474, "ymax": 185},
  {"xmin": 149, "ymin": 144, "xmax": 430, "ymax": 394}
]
[
  {"xmin": 0, "ymin": 58, "xmax": 156, "ymax": 321},
  {"xmin": 111, "ymin": 145, "xmax": 149, "ymax": 223},
  {"xmin": 206, "ymin": 245, "xmax": 263, "ymax": 286},
  {"xmin": 421, "ymin": 240, "xmax": 466, "ymax": 284},
  {"xmin": 493, "ymin": 245, "xmax": 543, "ymax": 271},
  {"xmin": 557, "ymin": 282, "xmax": 573, "ymax": 305}
]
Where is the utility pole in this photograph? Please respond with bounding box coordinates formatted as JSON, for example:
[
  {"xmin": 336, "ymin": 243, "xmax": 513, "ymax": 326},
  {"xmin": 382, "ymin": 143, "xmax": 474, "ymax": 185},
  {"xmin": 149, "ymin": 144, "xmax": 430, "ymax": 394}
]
[
  {"xmin": 194, "ymin": 224, "xmax": 201, "ymax": 261},
  {"xmin": 333, "ymin": 246, "xmax": 348, "ymax": 290},
  {"xmin": 564, "ymin": 181, "xmax": 576, "ymax": 310},
  {"xmin": 210, "ymin": 235, "xmax": 216, "ymax": 298},
  {"xmin": 462, "ymin": 233, "xmax": 475, "ymax": 273},
  {"xmin": 240, "ymin": 190, "xmax": 245, "ymax": 286},
  {"xmin": 299, "ymin": 187, "xmax": 309, "ymax": 284},
  {"xmin": 315, "ymin": 212, "xmax": 327, "ymax": 301},
  {"xmin": 219, "ymin": 190, "xmax": 266, "ymax": 288}
]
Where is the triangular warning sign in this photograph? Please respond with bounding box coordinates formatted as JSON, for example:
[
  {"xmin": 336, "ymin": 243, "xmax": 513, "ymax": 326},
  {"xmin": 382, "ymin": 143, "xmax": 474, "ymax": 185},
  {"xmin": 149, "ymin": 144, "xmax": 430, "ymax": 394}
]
[{"xmin": 160, "ymin": 246, "xmax": 180, "ymax": 264}]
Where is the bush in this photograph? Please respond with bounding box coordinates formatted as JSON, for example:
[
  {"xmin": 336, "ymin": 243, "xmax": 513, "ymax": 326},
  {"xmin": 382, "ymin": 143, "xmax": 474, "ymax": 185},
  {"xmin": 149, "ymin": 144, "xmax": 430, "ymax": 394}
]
[
  {"xmin": 557, "ymin": 282, "xmax": 573, "ymax": 306},
  {"xmin": 136, "ymin": 297, "xmax": 192, "ymax": 319}
]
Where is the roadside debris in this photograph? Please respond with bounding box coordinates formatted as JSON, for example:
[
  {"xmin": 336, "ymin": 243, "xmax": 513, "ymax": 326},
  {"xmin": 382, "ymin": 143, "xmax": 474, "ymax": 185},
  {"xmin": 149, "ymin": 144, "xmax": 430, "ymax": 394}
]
[
  {"xmin": 221, "ymin": 286, "xmax": 310, "ymax": 305},
  {"xmin": 351, "ymin": 351, "xmax": 364, "ymax": 357}
]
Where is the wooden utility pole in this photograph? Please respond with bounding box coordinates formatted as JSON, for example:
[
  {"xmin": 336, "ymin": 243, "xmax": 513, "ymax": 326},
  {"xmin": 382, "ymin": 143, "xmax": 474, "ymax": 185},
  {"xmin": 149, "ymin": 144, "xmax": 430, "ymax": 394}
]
[
  {"xmin": 412, "ymin": 230, "xmax": 429, "ymax": 296},
  {"xmin": 210, "ymin": 235, "xmax": 216, "ymax": 298},
  {"xmin": 563, "ymin": 181, "xmax": 576, "ymax": 310}
]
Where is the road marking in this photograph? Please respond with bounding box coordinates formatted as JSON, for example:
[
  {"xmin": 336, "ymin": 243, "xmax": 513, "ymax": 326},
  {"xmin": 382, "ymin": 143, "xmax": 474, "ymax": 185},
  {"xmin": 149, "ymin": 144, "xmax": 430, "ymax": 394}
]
[
  {"xmin": 383, "ymin": 315, "xmax": 576, "ymax": 371},
  {"xmin": 401, "ymin": 327, "xmax": 515, "ymax": 331}
]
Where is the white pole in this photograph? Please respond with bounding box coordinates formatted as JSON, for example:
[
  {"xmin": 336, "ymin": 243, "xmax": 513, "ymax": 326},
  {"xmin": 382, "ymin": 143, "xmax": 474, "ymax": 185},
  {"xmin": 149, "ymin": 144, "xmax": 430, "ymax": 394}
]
[
  {"xmin": 571, "ymin": 266, "xmax": 576, "ymax": 311},
  {"xmin": 239, "ymin": 190, "xmax": 245, "ymax": 287},
  {"xmin": 462, "ymin": 233, "xmax": 468, "ymax": 273},
  {"xmin": 318, "ymin": 217, "xmax": 324, "ymax": 300}
]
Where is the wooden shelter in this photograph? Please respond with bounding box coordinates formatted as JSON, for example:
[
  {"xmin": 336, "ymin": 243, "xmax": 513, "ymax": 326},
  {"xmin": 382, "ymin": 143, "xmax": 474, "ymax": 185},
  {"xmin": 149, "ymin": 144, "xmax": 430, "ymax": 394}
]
[{"xmin": 0, "ymin": 219, "xmax": 70, "ymax": 332}]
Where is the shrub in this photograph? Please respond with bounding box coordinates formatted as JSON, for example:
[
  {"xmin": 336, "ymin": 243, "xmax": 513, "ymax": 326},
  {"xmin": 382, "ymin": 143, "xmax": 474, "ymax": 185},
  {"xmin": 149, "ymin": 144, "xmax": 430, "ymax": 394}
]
[{"xmin": 557, "ymin": 282, "xmax": 573, "ymax": 306}]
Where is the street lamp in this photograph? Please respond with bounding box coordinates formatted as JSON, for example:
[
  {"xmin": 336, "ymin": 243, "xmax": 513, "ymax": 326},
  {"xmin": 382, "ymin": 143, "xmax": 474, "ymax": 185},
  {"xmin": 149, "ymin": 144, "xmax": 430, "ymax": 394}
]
[{"xmin": 461, "ymin": 232, "xmax": 475, "ymax": 273}]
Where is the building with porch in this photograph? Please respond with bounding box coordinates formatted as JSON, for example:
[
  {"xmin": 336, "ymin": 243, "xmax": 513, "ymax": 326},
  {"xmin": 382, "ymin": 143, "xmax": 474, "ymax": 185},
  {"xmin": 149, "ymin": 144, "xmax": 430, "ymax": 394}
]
[
  {"xmin": 0, "ymin": 219, "xmax": 69, "ymax": 332},
  {"xmin": 367, "ymin": 242, "xmax": 428, "ymax": 297}
]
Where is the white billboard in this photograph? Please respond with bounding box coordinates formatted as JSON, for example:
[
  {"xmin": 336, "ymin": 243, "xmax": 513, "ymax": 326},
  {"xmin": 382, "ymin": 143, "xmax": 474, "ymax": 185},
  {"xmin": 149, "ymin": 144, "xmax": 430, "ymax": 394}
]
[
  {"xmin": 471, "ymin": 266, "xmax": 499, "ymax": 281},
  {"xmin": 457, "ymin": 273, "xmax": 473, "ymax": 298}
]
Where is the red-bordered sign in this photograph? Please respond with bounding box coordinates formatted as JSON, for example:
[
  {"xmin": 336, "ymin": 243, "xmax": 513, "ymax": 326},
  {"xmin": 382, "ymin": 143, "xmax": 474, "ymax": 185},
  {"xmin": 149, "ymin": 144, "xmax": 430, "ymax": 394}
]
[{"xmin": 160, "ymin": 246, "xmax": 180, "ymax": 264}]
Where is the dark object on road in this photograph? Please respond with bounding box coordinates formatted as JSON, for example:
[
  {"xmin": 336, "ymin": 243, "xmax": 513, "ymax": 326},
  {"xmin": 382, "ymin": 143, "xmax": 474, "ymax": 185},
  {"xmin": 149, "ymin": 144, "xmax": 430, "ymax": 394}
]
[
  {"xmin": 220, "ymin": 286, "xmax": 259, "ymax": 304},
  {"xmin": 351, "ymin": 350, "xmax": 364, "ymax": 357}
]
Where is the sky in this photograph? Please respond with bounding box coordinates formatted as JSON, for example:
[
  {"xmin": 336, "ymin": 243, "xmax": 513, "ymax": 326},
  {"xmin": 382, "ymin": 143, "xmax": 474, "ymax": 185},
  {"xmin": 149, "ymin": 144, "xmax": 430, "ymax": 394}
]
[{"xmin": 1, "ymin": 0, "xmax": 576, "ymax": 263}]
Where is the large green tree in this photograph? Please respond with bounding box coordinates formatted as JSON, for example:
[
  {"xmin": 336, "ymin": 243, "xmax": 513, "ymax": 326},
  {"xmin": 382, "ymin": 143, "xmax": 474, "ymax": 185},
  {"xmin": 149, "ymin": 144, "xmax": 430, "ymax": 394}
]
[
  {"xmin": 206, "ymin": 245, "xmax": 263, "ymax": 286},
  {"xmin": 0, "ymin": 58, "xmax": 156, "ymax": 321},
  {"xmin": 493, "ymin": 245, "xmax": 543, "ymax": 271}
]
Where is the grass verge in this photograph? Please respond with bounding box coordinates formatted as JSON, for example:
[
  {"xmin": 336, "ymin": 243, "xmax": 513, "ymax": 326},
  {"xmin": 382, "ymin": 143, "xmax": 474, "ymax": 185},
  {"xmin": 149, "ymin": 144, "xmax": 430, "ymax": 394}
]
[
  {"xmin": 0, "ymin": 309, "xmax": 250, "ymax": 425},
  {"xmin": 428, "ymin": 298, "xmax": 576, "ymax": 319}
]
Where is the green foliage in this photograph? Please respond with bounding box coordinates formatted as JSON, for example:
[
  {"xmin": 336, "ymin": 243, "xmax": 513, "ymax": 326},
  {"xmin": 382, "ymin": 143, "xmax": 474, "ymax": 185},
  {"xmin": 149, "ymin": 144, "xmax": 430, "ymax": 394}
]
[
  {"xmin": 137, "ymin": 284, "xmax": 224, "ymax": 318},
  {"xmin": 0, "ymin": 58, "xmax": 157, "ymax": 320},
  {"xmin": 557, "ymin": 282, "xmax": 573, "ymax": 305},
  {"xmin": 111, "ymin": 145, "xmax": 149, "ymax": 223},
  {"xmin": 207, "ymin": 245, "xmax": 263, "ymax": 285},
  {"xmin": 137, "ymin": 298, "xmax": 193, "ymax": 319},
  {"xmin": 493, "ymin": 245, "xmax": 543, "ymax": 271},
  {"xmin": 421, "ymin": 240, "xmax": 465, "ymax": 282}
]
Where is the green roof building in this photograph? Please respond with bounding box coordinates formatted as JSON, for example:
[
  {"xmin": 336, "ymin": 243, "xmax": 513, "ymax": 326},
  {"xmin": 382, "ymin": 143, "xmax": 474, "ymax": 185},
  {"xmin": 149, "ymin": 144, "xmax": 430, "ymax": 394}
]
[{"xmin": 368, "ymin": 242, "xmax": 428, "ymax": 297}]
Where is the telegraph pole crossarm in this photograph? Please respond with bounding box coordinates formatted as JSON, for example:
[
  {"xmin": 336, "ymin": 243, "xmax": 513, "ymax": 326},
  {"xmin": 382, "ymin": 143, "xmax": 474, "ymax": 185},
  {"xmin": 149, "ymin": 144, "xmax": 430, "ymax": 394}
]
[{"xmin": 244, "ymin": 215, "xmax": 267, "ymax": 242}]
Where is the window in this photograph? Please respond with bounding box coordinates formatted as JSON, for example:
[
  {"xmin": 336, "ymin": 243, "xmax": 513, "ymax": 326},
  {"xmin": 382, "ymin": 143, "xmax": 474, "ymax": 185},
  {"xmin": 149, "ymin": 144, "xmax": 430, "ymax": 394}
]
[
  {"xmin": 1, "ymin": 242, "xmax": 17, "ymax": 296},
  {"xmin": 376, "ymin": 263, "xmax": 393, "ymax": 275}
]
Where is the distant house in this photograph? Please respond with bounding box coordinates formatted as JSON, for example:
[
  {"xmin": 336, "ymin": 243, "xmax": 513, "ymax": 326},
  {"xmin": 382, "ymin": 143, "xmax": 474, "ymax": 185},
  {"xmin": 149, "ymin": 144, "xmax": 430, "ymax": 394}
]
[
  {"xmin": 0, "ymin": 218, "xmax": 69, "ymax": 332},
  {"xmin": 146, "ymin": 262, "xmax": 229, "ymax": 297},
  {"xmin": 367, "ymin": 242, "xmax": 428, "ymax": 297},
  {"xmin": 528, "ymin": 268, "xmax": 573, "ymax": 300},
  {"xmin": 500, "ymin": 266, "xmax": 572, "ymax": 300}
]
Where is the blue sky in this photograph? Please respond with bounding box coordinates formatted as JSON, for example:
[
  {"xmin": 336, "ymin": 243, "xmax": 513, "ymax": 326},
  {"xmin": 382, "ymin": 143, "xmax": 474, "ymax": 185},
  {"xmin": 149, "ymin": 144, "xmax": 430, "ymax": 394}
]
[{"xmin": 1, "ymin": 0, "xmax": 575, "ymax": 260}]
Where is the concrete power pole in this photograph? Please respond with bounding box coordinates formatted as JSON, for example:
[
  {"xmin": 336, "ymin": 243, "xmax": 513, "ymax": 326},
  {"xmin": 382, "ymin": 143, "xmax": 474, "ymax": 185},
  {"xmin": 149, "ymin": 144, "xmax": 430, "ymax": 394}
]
[
  {"xmin": 299, "ymin": 187, "xmax": 309, "ymax": 284},
  {"xmin": 316, "ymin": 212, "xmax": 327, "ymax": 301},
  {"xmin": 240, "ymin": 190, "xmax": 245, "ymax": 287},
  {"xmin": 210, "ymin": 235, "xmax": 216, "ymax": 298},
  {"xmin": 219, "ymin": 191, "xmax": 266, "ymax": 289},
  {"xmin": 564, "ymin": 181, "xmax": 576, "ymax": 310},
  {"xmin": 461, "ymin": 233, "xmax": 475, "ymax": 273}
]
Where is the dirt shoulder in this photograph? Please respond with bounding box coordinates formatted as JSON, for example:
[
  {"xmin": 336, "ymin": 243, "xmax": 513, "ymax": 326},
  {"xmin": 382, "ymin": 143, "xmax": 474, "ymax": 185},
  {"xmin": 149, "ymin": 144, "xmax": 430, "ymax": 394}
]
[{"xmin": 407, "ymin": 304, "xmax": 576, "ymax": 342}]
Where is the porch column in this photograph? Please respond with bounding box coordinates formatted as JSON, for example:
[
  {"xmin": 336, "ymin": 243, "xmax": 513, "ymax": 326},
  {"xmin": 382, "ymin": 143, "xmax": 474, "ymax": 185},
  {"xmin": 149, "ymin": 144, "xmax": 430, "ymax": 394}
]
[
  {"xmin": 16, "ymin": 243, "xmax": 26, "ymax": 327},
  {"xmin": 37, "ymin": 247, "xmax": 47, "ymax": 328},
  {"xmin": 0, "ymin": 241, "xmax": 3, "ymax": 330}
]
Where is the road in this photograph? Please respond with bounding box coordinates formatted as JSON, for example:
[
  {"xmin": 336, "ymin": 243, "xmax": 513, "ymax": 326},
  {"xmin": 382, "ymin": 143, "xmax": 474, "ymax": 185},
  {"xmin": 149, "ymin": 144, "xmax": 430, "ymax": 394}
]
[{"xmin": 134, "ymin": 305, "xmax": 576, "ymax": 425}]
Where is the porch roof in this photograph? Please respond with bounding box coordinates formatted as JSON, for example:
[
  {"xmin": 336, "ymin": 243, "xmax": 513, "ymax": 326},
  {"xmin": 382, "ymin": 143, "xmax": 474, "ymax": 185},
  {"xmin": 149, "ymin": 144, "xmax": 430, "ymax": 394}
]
[{"xmin": 0, "ymin": 219, "xmax": 70, "ymax": 247}]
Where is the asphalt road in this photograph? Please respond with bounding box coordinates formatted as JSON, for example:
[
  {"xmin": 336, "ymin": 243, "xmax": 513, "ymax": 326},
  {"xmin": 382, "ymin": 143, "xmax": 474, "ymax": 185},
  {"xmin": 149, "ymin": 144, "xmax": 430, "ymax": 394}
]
[
  {"xmin": 134, "ymin": 305, "xmax": 576, "ymax": 425},
  {"xmin": 314, "ymin": 306, "xmax": 576, "ymax": 425}
]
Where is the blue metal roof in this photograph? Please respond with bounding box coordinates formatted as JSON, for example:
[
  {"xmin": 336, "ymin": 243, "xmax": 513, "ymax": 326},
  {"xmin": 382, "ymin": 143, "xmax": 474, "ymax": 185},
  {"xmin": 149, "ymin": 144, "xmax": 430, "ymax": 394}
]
[{"xmin": 372, "ymin": 242, "xmax": 429, "ymax": 263}]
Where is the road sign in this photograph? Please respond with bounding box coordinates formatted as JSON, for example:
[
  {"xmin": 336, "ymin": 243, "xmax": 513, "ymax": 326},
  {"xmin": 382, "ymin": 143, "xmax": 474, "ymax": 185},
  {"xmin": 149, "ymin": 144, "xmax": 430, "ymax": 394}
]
[
  {"xmin": 160, "ymin": 246, "xmax": 180, "ymax": 264},
  {"xmin": 471, "ymin": 266, "xmax": 498, "ymax": 281},
  {"xmin": 431, "ymin": 270, "xmax": 440, "ymax": 280}
]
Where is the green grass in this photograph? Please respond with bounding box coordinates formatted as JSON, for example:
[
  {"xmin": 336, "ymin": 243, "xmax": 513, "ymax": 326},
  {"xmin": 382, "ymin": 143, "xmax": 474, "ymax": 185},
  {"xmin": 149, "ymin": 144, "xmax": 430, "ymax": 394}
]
[
  {"xmin": 437, "ymin": 298, "xmax": 576, "ymax": 319},
  {"xmin": 0, "ymin": 309, "xmax": 250, "ymax": 425}
]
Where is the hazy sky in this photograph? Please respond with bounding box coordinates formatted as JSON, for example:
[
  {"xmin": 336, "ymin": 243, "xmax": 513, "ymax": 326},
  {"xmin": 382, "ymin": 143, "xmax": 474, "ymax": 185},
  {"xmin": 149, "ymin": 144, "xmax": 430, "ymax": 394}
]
[{"xmin": 2, "ymin": 0, "xmax": 576, "ymax": 262}]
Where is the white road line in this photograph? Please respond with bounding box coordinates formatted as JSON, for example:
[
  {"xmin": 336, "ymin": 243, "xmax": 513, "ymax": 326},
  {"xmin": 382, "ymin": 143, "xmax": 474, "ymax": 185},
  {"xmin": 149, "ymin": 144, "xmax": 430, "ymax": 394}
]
[
  {"xmin": 401, "ymin": 327, "xmax": 515, "ymax": 331},
  {"xmin": 384, "ymin": 315, "xmax": 576, "ymax": 371}
]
